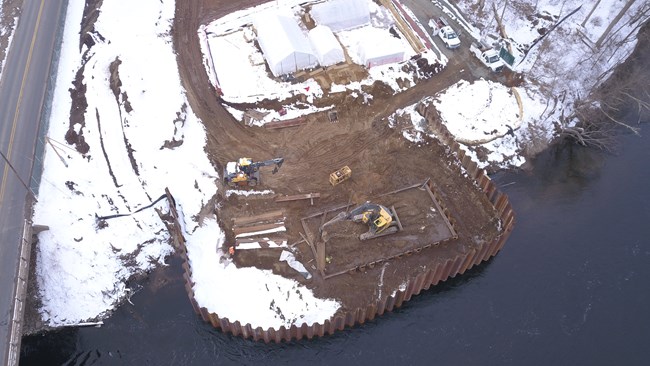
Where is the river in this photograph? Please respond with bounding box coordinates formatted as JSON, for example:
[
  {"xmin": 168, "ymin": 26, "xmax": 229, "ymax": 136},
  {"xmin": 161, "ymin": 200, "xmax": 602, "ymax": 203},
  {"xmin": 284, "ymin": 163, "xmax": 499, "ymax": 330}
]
[
  {"xmin": 15, "ymin": 0, "xmax": 650, "ymax": 363},
  {"xmin": 19, "ymin": 109, "xmax": 649, "ymax": 365}
]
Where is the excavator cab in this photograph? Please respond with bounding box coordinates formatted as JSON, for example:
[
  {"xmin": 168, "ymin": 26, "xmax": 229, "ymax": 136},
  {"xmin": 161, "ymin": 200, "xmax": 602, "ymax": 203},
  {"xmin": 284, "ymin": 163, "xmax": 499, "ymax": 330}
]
[
  {"xmin": 223, "ymin": 157, "xmax": 284, "ymax": 188},
  {"xmin": 320, "ymin": 202, "xmax": 402, "ymax": 241}
]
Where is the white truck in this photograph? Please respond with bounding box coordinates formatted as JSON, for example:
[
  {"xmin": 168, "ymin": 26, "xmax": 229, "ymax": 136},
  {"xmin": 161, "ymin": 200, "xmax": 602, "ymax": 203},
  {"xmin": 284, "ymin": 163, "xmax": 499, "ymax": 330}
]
[
  {"xmin": 469, "ymin": 41, "xmax": 505, "ymax": 72},
  {"xmin": 428, "ymin": 18, "xmax": 460, "ymax": 49}
]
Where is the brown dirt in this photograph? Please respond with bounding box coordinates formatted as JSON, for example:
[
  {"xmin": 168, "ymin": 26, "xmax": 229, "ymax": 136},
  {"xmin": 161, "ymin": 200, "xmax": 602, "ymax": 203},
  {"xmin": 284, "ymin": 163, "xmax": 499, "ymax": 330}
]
[{"xmin": 173, "ymin": 1, "xmax": 502, "ymax": 315}]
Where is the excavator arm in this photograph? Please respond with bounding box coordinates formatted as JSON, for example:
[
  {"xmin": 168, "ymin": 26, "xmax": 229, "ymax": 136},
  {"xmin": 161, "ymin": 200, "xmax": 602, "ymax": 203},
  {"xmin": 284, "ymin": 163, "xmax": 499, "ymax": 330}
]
[
  {"xmin": 224, "ymin": 157, "xmax": 284, "ymax": 187},
  {"xmin": 248, "ymin": 158, "xmax": 284, "ymax": 174},
  {"xmin": 319, "ymin": 202, "xmax": 399, "ymax": 241}
]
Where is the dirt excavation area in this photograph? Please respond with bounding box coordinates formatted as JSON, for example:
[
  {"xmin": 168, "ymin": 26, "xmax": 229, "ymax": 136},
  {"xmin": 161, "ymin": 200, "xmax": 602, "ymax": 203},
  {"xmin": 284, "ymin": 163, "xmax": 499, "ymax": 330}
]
[{"xmin": 173, "ymin": 0, "xmax": 502, "ymax": 314}]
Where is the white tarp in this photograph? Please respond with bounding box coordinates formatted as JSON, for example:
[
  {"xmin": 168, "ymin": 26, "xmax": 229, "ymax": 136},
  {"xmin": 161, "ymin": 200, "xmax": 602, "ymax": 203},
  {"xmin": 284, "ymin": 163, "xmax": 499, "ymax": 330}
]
[
  {"xmin": 310, "ymin": 0, "xmax": 370, "ymax": 32},
  {"xmin": 308, "ymin": 25, "xmax": 345, "ymax": 66},
  {"xmin": 359, "ymin": 36, "xmax": 405, "ymax": 68},
  {"xmin": 279, "ymin": 250, "xmax": 312, "ymax": 279},
  {"xmin": 253, "ymin": 13, "xmax": 318, "ymax": 76}
]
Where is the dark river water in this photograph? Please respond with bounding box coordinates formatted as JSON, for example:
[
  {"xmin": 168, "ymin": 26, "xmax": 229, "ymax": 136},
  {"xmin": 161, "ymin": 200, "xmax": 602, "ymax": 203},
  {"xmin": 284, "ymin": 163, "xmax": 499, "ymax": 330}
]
[
  {"xmin": 15, "ymin": 43, "xmax": 650, "ymax": 363},
  {"xmin": 19, "ymin": 113, "xmax": 650, "ymax": 365}
]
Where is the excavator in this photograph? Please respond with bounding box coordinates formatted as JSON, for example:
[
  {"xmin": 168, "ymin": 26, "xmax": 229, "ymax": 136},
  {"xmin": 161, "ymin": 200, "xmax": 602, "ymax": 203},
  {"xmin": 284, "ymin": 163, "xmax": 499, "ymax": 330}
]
[
  {"xmin": 223, "ymin": 157, "xmax": 284, "ymax": 187},
  {"xmin": 319, "ymin": 202, "xmax": 402, "ymax": 241}
]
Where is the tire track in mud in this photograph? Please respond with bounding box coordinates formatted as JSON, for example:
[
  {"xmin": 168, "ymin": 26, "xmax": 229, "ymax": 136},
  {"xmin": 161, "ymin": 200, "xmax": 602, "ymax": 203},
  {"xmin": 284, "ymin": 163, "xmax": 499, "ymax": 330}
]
[{"xmin": 172, "ymin": 0, "xmax": 273, "ymax": 170}]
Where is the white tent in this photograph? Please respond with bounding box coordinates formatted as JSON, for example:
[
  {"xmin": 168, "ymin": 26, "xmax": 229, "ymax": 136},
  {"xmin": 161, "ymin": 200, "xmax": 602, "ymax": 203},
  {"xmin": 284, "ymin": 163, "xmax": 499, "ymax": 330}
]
[
  {"xmin": 308, "ymin": 25, "xmax": 345, "ymax": 66},
  {"xmin": 359, "ymin": 37, "xmax": 405, "ymax": 68},
  {"xmin": 310, "ymin": 0, "xmax": 370, "ymax": 32},
  {"xmin": 253, "ymin": 13, "xmax": 318, "ymax": 77}
]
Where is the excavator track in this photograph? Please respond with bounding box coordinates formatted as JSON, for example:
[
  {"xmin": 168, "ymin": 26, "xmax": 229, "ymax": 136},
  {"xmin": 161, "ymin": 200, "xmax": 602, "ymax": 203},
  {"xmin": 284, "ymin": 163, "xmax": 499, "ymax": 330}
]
[{"xmin": 360, "ymin": 225, "xmax": 399, "ymax": 241}]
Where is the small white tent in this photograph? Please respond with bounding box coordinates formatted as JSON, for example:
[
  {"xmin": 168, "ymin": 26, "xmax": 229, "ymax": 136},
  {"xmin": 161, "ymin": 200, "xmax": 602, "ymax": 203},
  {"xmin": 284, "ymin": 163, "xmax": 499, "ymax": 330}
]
[
  {"xmin": 310, "ymin": 0, "xmax": 370, "ymax": 32},
  {"xmin": 253, "ymin": 13, "xmax": 318, "ymax": 77},
  {"xmin": 359, "ymin": 37, "xmax": 405, "ymax": 68},
  {"xmin": 308, "ymin": 26, "xmax": 345, "ymax": 66}
]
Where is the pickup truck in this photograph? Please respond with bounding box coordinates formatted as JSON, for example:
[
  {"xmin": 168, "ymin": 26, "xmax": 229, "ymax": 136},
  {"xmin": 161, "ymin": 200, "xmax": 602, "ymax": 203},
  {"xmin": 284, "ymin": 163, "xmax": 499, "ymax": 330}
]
[
  {"xmin": 469, "ymin": 41, "xmax": 505, "ymax": 72},
  {"xmin": 428, "ymin": 18, "xmax": 460, "ymax": 49}
]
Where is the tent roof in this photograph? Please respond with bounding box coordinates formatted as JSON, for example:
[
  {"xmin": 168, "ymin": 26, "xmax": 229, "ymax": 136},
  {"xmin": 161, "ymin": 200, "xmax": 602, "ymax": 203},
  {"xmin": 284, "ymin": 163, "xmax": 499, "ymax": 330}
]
[
  {"xmin": 311, "ymin": 0, "xmax": 370, "ymax": 32},
  {"xmin": 308, "ymin": 25, "xmax": 344, "ymax": 65},
  {"xmin": 253, "ymin": 13, "xmax": 314, "ymax": 65},
  {"xmin": 359, "ymin": 36, "xmax": 404, "ymax": 60}
]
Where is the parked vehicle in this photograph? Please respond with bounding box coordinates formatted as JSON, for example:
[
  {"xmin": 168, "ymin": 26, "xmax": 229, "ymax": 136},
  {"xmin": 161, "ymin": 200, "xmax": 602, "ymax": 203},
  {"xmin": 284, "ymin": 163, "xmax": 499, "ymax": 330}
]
[
  {"xmin": 428, "ymin": 17, "xmax": 460, "ymax": 49},
  {"xmin": 469, "ymin": 41, "xmax": 505, "ymax": 72}
]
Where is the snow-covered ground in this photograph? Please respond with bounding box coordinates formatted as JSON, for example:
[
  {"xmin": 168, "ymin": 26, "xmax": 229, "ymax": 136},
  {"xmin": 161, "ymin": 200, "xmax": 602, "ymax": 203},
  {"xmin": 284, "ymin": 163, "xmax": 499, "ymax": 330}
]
[
  {"xmin": 33, "ymin": 0, "xmax": 649, "ymax": 329},
  {"xmin": 34, "ymin": 0, "xmax": 339, "ymax": 328},
  {"xmin": 200, "ymin": 0, "xmax": 440, "ymax": 125},
  {"xmin": 199, "ymin": 0, "xmax": 647, "ymax": 170},
  {"xmin": 0, "ymin": 0, "xmax": 19, "ymax": 78},
  {"xmin": 198, "ymin": 0, "xmax": 550, "ymax": 169}
]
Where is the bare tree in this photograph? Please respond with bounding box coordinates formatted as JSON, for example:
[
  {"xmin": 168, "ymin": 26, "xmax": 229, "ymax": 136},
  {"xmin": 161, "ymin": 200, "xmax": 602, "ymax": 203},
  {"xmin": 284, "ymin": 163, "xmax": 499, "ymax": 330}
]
[
  {"xmin": 562, "ymin": 26, "xmax": 649, "ymax": 151},
  {"xmin": 596, "ymin": 0, "xmax": 637, "ymax": 48},
  {"xmin": 581, "ymin": 0, "xmax": 603, "ymax": 28}
]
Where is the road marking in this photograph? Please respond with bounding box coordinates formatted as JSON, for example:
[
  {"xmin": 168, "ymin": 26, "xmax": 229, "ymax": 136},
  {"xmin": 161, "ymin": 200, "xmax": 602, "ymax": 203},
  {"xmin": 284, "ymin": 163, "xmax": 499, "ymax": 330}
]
[{"xmin": 0, "ymin": 0, "xmax": 46, "ymax": 204}]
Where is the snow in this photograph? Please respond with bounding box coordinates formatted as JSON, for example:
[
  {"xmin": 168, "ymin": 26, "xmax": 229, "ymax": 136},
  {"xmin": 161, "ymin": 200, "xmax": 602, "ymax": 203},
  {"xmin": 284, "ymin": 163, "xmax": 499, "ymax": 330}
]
[
  {"xmin": 203, "ymin": 28, "xmax": 324, "ymax": 104},
  {"xmin": 200, "ymin": 0, "xmax": 427, "ymax": 120},
  {"xmin": 235, "ymin": 226, "xmax": 287, "ymax": 238},
  {"xmin": 32, "ymin": 0, "xmax": 649, "ymax": 330},
  {"xmin": 432, "ymin": 79, "xmax": 522, "ymax": 145},
  {"xmin": 0, "ymin": 3, "xmax": 18, "ymax": 78},
  {"xmin": 188, "ymin": 219, "xmax": 339, "ymax": 329},
  {"xmin": 225, "ymin": 189, "xmax": 274, "ymax": 197},
  {"xmin": 34, "ymin": 0, "xmax": 339, "ymax": 328}
]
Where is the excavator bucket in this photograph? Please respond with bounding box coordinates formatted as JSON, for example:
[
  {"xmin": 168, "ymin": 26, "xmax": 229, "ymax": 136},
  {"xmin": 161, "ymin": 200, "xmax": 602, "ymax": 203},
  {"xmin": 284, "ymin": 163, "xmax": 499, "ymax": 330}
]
[
  {"xmin": 319, "ymin": 211, "xmax": 349, "ymax": 242},
  {"xmin": 271, "ymin": 158, "xmax": 284, "ymax": 174}
]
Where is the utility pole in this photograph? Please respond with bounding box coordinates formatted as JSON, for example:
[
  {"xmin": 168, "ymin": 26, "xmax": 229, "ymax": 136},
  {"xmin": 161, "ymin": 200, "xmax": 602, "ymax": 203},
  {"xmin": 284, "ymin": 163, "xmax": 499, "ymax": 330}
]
[{"xmin": 0, "ymin": 150, "xmax": 37, "ymax": 202}]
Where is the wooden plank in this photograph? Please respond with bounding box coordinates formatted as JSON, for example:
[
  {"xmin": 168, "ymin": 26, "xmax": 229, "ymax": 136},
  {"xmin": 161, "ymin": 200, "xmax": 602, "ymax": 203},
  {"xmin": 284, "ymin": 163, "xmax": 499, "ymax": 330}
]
[
  {"xmin": 391, "ymin": 205, "xmax": 404, "ymax": 232},
  {"xmin": 233, "ymin": 222, "xmax": 285, "ymax": 236},
  {"xmin": 376, "ymin": 179, "xmax": 428, "ymax": 198},
  {"xmin": 316, "ymin": 239, "xmax": 326, "ymax": 274},
  {"xmin": 299, "ymin": 232, "xmax": 319, "ymax": 268},
  {"xmin": 425, "ymin": 183, "xmax": 456, "ymax": 237},
  {"xmin": 301, "ymin": 218, "xmax": 315, "ymax": 245},
  {"xmin": 235, "ymin": 238, "xmax": 287, "ymax": 249},
  {"xmin": 264, "ymin": 117, "xmax": 307, "ymax": 129},
  {"xmin": 233, "ymin": 210, "xmax": 283, "ymax": 226},
  {"xmin": 275, "ymin": 193, "xmax": 321, "ymax": 203},
  {"xmin": 235, "ymin": 236, "xmax": 287, "ymax": 244}
]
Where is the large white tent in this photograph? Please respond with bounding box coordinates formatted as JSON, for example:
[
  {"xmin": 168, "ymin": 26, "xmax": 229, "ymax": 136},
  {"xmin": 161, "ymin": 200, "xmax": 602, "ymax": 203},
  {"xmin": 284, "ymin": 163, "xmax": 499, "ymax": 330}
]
[
  {"xmin": 359, "ymin": 36, "xmax": 405, "ymax": 68},
  {"xmin": 253, "ymin": 13, "xmax": 318, "ymax": 77},
  {"xmin": 310, "ymin": 0, "xmax": 370, "ymax": 32},
  {"xmin": 308, "ymin": 25, "xmax": 345, "ymax": 66}
]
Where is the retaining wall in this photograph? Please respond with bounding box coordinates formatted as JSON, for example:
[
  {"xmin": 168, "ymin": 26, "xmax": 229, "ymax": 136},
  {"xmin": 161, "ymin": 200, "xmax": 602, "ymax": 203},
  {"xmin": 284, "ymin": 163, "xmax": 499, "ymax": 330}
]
[{"xmin": 166, "ymin": 103, "xmax": 515, "ymax": 342}]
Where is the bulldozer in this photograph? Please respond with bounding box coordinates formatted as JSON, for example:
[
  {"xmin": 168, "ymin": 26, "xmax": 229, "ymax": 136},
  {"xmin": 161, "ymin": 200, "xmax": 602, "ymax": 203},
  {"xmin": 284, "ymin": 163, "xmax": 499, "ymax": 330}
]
[
  {"xmin": 319, "ymin": 202, "xmax": 402, "ymax": 241},
  {"xmin": 223, "ymin": 157, "xmax": 284, "ymax": 187}
]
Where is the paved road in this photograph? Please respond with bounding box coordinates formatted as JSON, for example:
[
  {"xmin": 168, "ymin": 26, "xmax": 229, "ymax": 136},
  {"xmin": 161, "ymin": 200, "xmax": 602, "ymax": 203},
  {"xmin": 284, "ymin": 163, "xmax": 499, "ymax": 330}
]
[
  {"xmin": 0, "ymin": 0, "xmax": 67, "ymax": 364},
  {"xmin": 401, "ymin": 0, "xmax": 496, "ymax": 81}
]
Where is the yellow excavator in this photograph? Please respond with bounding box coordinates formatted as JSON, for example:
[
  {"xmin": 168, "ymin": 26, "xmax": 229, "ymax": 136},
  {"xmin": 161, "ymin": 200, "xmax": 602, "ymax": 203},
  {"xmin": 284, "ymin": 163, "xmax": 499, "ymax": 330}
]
[
  {"xmin": 223, "ymin": 157, "xmax": 284, "ymax": 187},
  {"xmin": 319, "ymin": 202, "xmax": 402, "ymax": 241}
]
